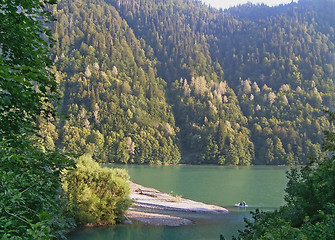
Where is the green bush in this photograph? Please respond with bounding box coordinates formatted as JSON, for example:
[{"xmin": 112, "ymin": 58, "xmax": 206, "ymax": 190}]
[{"xmin": 62, "ymin": 155, "xmax": 132, "ymax": 225}]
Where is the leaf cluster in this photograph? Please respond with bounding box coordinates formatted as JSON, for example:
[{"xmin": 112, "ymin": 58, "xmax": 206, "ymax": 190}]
[
  {"xmin": 0, "ymin": 138, "xmax": 75, "ymax": 239},
  {"xmin": 0, "ymin": 0, "xmax": 60, "ymax": 139}
]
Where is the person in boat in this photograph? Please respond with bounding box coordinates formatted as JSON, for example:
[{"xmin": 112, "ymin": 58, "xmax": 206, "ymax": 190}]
[{"xmin": 236, "ymin": 201, "xmax": 247, "ymax": 207}]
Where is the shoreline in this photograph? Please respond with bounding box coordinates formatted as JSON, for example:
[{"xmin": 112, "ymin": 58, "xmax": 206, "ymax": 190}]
[
  {"xmin": 125, "ymin": 182, "xmax": 228, "ymax": 226},
  {"xmin": 104, "ymin": 162, "xmax": 295, "ymax": 167}
]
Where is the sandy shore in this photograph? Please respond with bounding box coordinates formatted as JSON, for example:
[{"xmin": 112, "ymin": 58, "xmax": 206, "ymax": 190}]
[{"xmin": 125, "ymin": 182, "xmax": 228, "ymax": 226}]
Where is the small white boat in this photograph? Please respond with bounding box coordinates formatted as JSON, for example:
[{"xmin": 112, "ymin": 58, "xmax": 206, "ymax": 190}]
[{"xmin": 235, "ymin": 201, "xmax": 248, "ymax": 207}]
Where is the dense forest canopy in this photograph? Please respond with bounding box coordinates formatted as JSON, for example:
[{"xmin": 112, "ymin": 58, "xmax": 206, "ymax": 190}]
[{"xmin": 51, "ymin": 0, "xmax": 335, "ymax": 165}]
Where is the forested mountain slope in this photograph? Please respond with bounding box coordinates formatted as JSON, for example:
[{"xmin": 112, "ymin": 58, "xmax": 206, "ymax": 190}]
[
  {"xmin": 51, "ymin": 0, "xmax": 180, "ymax": 164},
  {"xmin": 51, "ymin": 0, "xmax": 335, "ymax": 165}
]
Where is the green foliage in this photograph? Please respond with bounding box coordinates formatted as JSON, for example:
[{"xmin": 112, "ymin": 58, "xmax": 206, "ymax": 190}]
[
  {"xmin": 62, "ymin": 155, "xmax": 132, "ymax": 225},
  {"xmin": 0, "ymin": 0, "xmax": 77, "ymax": 238},
  {"xmin": 0, "ymin": 138, "xmax": 75, "ymax": 239},
  {"xmin": 0, "ymin": 0, "xmax": 60, "ymax": 139},
  {"xmin": 235, "ymin": 112, "xmax": 335, "ymax": 239}
]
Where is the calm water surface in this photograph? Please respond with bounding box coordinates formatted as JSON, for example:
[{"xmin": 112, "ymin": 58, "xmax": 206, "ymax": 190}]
[{"xmin": 69, "ymin": 165, "xmax": 289, "ymax": 240}]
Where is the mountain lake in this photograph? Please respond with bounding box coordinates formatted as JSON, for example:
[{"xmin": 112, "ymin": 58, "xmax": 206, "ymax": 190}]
[{"xmin": 69, "ymin": 164, "xmax": 290, "ymax": 240}]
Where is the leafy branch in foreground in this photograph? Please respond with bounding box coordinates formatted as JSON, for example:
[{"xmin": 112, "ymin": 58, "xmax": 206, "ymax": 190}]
[
  {"xmin": 0, "ymin": 0, "xmax": 59, "ymax": 139},
  {"xmin": 0, "ymin": 0, "xmax": 76, "ymax": 239},
  {"xmin": 0, "ymin": 138, "xmax": 75, "ymax": 239}
]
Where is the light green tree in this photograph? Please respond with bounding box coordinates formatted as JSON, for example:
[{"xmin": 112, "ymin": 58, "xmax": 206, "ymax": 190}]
[{"xmin": 63, "ymin": 155, "xmax": 132, "ymax": 225}]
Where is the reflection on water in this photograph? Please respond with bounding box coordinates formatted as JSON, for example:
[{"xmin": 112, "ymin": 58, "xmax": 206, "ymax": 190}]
[
  {"xmin": 69, "ymin": 210, "xmax": 249, "ymax": 240},
  {"xmin": 69, "ymin": 165, "xmax": 289, "ymax": 240}
]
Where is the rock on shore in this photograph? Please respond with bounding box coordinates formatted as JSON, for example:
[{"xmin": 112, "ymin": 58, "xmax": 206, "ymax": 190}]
[{"xmin": 125, "ymin": 182, "xmax": 228, "ymax": 226}]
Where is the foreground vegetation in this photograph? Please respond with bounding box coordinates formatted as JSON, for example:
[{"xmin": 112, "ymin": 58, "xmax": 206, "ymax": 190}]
[
  {"xmin": 0, "ymin": 0, "xmax": 130, "ymax": 238},
  {"xmin": 0, "ymin": 0, "xmax": 72, "ymax": 238},
  {"xmin": 63, "ymin": 155, "xmax": 131, "ymax": 225},
  {"xmin": 233, "ymin": 112, "xmax": 335, "ymax": 239}
]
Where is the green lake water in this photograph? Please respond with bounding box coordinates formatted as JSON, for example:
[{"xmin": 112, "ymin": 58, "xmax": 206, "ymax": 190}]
[{"xmin": 68, "ymin": 165, "xmax": 290, "ymax": 240}]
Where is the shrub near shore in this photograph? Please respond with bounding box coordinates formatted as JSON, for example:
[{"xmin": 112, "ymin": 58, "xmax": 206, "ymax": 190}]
[{"xmin": 62, "ymin": 155, "xmax": 132, "ymax": 225}]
